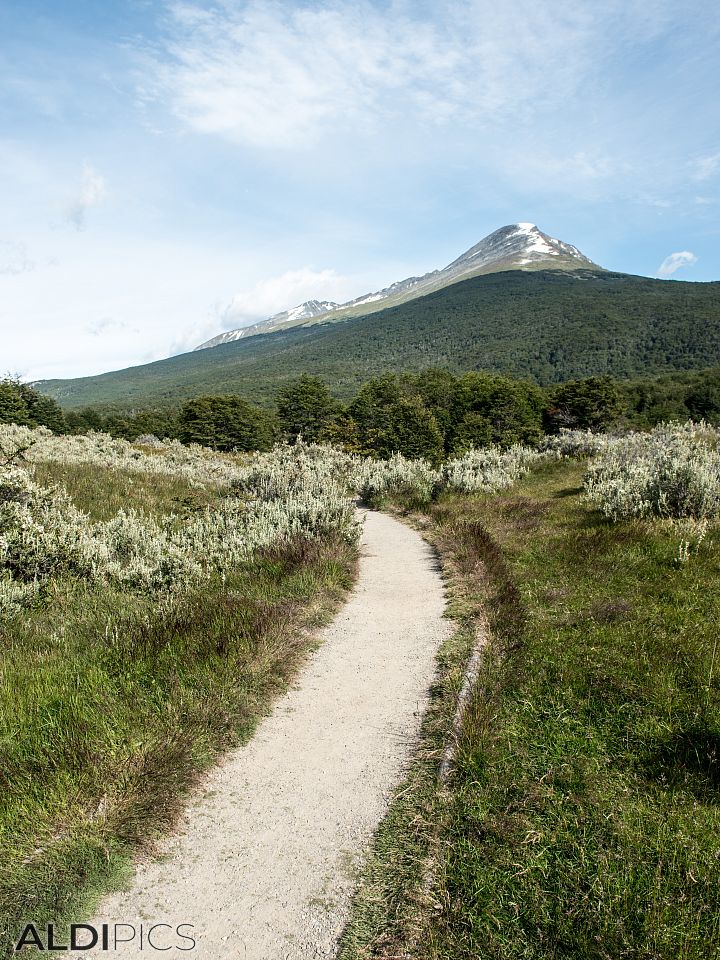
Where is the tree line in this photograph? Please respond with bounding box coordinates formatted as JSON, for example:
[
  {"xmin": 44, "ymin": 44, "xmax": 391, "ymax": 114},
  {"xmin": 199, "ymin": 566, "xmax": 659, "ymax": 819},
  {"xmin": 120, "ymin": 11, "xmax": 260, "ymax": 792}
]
[{"xmin": 3, "ymin": 365, "xmax": 719, "ymax": 462}]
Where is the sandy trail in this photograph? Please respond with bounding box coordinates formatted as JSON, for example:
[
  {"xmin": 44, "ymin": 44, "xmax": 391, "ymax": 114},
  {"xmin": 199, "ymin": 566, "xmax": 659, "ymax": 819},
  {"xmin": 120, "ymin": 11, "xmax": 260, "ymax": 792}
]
[{"xmin": 70, "ymin": 509, "xmax": 449, "ymax": 960}]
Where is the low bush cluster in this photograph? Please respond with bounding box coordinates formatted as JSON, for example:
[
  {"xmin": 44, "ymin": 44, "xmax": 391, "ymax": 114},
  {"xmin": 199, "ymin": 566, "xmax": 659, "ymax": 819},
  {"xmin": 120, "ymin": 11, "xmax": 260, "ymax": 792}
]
[
  {"xmin": 539, "ymin": 428, "xmax": 611, "ymax": 458},
  {"xmin": 0, "ymin": 437, "xmax": 360, "ymax": 617},
  {"xmin": 1, "ymin": 424, "xmax": 245, "ymax": 488},
  {"xmin": 355, "ymin": 453, "xmax": 441, "ymax": 507},
  {"xmin": 354, "ymin": 444, "xmax": 549, "ymax": 505},
  {"xmin": 584, "ymin": 421, "xmax": 720, "ymax": 520},
  {"xmin": 444, "ymin": 444, "xmax": 549, "ymax": 494}
]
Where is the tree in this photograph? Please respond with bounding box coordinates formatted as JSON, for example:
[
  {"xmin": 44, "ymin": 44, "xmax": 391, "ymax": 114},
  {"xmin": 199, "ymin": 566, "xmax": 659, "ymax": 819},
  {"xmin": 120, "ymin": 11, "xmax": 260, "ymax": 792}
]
[
  {"xmin": 275, "ymin": 375, "xmax": 341, "ymax": 443},
  {"xmin": 178, "ymin": 395, "xmax": 278, "ymax": 451},
  {"xmin": 348, "ymin": 376, "xmax": 444, "ymax": 463},
  {"xmin": 0, "ymin": 381, "xmax": 31, "ymax": 426},
  {"xmin": 0, "ymin": 378, "xmax": 66, "ymax": 431},
  {"xmin": 546, "ymin": 376, "xmax": 623, "ymax": 432},
  {"xmin": 448, "ymin": 373, "xmax": 545, "ymax": 453},
  {"xmin": 400, "ymin": 368, "xmax": 457, "ymax": 440},
  {"xmin": 384, "ymin": 396, "xmax": 445, "ymax": 464},
  {"xmin": 65, "ymin": 407, "xmax": 105, "ymax": 433},
  {"xmin": 684, "ymin": 370, "xmax": 720, "ymax": 423}
]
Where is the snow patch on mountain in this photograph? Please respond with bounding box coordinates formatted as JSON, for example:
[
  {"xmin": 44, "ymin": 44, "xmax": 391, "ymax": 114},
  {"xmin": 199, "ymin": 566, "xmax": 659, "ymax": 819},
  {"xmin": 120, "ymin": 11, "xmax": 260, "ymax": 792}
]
[
  {"xmin": 195, "ymin": 224, "xmax": 599, "ymax": 350},
  {"xmin": 195, "ymin": 299, "xmax": 339, "ymax": 350}
]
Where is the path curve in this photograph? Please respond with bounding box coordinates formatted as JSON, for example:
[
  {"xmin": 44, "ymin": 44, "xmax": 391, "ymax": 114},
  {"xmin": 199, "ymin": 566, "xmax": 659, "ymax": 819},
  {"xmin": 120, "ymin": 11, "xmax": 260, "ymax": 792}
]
[{"xmin": 71, "ymin": 509, "xmax": 449, "ymax": 959}]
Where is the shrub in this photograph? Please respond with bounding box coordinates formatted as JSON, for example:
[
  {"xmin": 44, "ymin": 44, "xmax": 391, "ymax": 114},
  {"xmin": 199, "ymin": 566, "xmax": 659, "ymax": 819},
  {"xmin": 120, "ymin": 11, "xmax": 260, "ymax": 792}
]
[
  {"xmin": 584, "ymin": 421, "xmax": 720, "ymax": 520},
  {"xmin": 355, "ymin": 453, "xmax": 441, "ymax": 507},
  {"xmin": 539, "ymin": 428, "xmax": 611, "ymax": 458},
  {"xmin": 0, "ymin": 438, "xmax": 361, "ymax": 617},
  {"xmin": 444, "ymin": 444, "xmax": 548, "ymax": 494}
]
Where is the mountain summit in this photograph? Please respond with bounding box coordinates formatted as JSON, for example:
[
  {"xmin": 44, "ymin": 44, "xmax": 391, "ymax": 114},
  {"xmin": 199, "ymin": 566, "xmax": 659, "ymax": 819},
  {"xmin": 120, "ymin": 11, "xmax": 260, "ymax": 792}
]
[
  {"xmin": 195, "ymin": 224, "xmax": 599, "ymax": 350},
  {"xmin": 446, "ymin": 223, "xmax": 594, "ymax": 275}
]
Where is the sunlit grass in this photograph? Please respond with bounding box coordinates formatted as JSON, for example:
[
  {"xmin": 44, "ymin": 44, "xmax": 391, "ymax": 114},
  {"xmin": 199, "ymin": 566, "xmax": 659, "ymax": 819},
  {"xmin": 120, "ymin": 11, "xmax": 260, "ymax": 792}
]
[
  {"xmin": 342, "ymin": 459, "xmax": 720, "ymax": 959},
  {"xmin": 30, "ymin": 461, "xmax": 216, "ymax": 521},
  {"xmin": 0, "ymin": 443, "xmax": 359, "ymax": 957}
]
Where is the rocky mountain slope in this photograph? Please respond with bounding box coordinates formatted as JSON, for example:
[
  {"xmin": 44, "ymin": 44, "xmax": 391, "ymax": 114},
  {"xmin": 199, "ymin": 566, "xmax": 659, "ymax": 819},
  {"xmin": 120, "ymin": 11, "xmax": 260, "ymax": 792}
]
[
  {"xmin": 198, "ymin": 300, "xmax": 339, "ymax": 350},
  {"xmin": 195, "ymin": 224, "xmax": 599, "ymax": 350}
]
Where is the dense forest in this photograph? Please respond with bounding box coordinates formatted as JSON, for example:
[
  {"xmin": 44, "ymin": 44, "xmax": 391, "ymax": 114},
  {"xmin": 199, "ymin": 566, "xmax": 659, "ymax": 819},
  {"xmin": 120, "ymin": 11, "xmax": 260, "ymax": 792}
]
[
  {"xmin": 35, "ymin": 269, "xmax": 720, "ymax": 410},
  {"xmin": 5, "ymin": 364, "xmax": 720, "ymax": 462}
]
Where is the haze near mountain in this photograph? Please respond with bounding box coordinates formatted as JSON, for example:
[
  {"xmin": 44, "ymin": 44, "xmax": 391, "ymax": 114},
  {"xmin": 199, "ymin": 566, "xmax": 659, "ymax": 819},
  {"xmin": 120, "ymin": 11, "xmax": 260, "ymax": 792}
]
[{"xmin": 196, "ymin": 223, "xmax": 599, "ymax": 350}]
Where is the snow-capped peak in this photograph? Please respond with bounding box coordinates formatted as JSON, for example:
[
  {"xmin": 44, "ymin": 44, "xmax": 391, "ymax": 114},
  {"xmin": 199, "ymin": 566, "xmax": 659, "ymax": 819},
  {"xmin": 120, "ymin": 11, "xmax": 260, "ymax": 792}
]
[
  {"xmin": 194, "ymin": 224, "xmax": 599, "ymax": 350},
  {"xmin": 194, "ymin": 299, "xmax": 339, "ymax": 351}
]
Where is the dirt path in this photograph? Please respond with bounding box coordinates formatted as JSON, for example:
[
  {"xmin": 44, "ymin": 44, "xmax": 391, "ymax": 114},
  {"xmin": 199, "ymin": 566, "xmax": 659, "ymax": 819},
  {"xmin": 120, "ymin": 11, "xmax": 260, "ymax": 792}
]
[{"xmin": 70, "ymin": 509, "xmax": 449, "ymax": 959}]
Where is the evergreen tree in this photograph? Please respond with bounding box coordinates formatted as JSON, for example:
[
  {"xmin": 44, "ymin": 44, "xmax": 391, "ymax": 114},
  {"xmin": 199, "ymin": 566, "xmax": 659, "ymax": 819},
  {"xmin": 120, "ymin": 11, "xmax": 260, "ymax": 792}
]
[
  {"xmin": 0, "ymin": 378, "xmax": 65, "ymax": 431},
  {"xmin": 178, "ymin": 395, "xmax": 278, "ymax": 451},
  {"xmin": 348, "ymin": 375, "xmax": 444, "ymax": 463},
  {"xmin": 275, "ymin": 375, "xmax": 341, "ymax": 443},
  {"xmin": 546, "ymin": 375, "xmax": 623, "ymax": 431},
  {"xmin": 684, "ymin": 372, "xmax": 720, "ymax": 422},
  {"xmin": 448, "ymin": 373, "xmax": 545, "ymax": 453},
  {"xmin": 0, "ymin": 381, "xmax": 31, "ymax": 426},
  {"xmin": 401, "ymin": 368, "xmax": 457, "ymax": 440}
]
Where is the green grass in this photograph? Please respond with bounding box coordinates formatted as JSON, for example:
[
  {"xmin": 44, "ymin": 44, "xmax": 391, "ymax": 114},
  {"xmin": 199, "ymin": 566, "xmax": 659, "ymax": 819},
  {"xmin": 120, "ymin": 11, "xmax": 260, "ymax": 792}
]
[
  {"xmin": 342, "ymin": 459, "xmax": 720, "ymax": 959},
  {"xmin": 0, "ymin": 469, "xmax": 357, "ymax": 957},
  {"xmin": 29, "ymin": 461, "xmax": 218, "ymax": 520}
]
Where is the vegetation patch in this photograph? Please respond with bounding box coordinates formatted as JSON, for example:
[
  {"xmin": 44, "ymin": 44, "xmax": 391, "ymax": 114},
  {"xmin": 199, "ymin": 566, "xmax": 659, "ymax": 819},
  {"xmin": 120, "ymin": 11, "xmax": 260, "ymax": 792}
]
[
  {"xmin": 0, "ymin": 439, "xmax": 359, "ymax": 957},
  {"xmin": 343, "ymin": 453, "xmax": 720, "ymax": 959}
]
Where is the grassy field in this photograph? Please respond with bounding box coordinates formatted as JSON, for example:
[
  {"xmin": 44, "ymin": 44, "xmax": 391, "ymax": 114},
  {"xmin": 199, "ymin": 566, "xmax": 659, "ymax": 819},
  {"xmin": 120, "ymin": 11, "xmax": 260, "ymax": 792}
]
[
  {"xmin": 342, "ymin": 457, "xmax": 720, "ymax": 959},
  {"xmin": 0, "ymin": 451, "xmax": 358, "ymax": 957}
]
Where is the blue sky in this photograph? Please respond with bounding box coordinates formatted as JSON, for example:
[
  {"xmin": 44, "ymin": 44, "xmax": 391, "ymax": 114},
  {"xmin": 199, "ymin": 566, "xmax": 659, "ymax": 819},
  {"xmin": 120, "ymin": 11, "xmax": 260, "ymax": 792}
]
[{"xmin": 2, "ymin": 0, "xmax": 719, "ymax": 381}]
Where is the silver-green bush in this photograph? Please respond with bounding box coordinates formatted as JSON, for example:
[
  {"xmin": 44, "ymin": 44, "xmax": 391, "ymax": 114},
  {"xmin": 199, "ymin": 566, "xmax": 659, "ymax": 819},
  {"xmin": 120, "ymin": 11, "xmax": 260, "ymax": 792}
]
[
  {"xmin": 584, "ymin": 421, "xmax": 720, "ymax": 520},
  {"xmin": 444, "ymin": 444, "xmax": 549, "ymax": 494},
  {"xmin": 0, "ymin": 439, "xmax": 361, "ymax": 617}
]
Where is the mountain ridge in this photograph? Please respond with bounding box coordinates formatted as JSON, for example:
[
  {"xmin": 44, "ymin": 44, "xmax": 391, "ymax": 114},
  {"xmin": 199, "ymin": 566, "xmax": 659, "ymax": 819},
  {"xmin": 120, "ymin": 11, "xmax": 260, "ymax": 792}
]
[
  {"xmin": 195, "ymin": 223, "xmax": 599, "ymax": 350},
  {"xmin": 35, "ymin": 268, "xmax": 720, "ymax": 410}
]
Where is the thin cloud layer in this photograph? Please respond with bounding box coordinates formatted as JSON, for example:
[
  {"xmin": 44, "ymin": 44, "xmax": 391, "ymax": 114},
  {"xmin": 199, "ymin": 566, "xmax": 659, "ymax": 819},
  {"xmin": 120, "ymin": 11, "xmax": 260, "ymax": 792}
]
[
  {"xmin": 0, "ymin": 241, "xmax": 34, "ymax": 276},
  {"xmin": 693, "ymin": 152, "xmax": 720, "ymax": 181},
  {"xmin": 657, "ymin": 251, "xmax": 698, "ymax": 278},
  {"xmin": 144, "ymin": 0, "xmax": 665, "ymax": 150},
  {"xmin": 219, "ymin": 268, "xmax": 354, "ymax": 328},
  {"xmin": 65, "ymin": 163, "xmax": 107, "ymax": 230}
]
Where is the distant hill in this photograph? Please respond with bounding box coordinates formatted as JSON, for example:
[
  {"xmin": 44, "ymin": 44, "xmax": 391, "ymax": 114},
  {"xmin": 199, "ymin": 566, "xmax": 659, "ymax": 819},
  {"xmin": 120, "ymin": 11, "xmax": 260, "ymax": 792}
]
[
  {"xmin": 36, "ymin": 269, "xmax": 720, "ymax": 410},
  {"xmin": 194, "ymin": 223, "xmax": 600, "ymax": 349}
]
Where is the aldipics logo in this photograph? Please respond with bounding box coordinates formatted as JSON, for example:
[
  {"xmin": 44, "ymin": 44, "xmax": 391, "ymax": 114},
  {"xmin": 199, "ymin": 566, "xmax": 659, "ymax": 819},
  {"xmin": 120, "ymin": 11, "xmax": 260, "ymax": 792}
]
[{"xmin": 14, "ymin": 923, "xmax": 196, "ymax": 952}]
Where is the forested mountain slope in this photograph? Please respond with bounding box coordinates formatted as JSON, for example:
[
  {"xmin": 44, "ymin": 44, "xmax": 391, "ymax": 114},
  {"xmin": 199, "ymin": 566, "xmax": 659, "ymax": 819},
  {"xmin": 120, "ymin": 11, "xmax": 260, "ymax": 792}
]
[{"xmin": 37, "ymin": 270, "xmax": 720, "ymax": 410}]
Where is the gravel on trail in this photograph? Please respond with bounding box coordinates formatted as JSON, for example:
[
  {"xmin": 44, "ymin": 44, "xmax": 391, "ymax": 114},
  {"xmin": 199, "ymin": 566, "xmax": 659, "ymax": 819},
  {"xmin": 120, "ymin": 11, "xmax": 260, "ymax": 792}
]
[{"xmin": 69, "ymin": 509, "xmax": 450, "ymax": 959}]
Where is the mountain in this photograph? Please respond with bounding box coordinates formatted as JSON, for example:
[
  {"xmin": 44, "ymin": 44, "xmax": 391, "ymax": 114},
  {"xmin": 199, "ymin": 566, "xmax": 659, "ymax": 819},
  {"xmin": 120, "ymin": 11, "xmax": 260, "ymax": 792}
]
[
  {"xmin": 36, "ymin": 269, "xmax": 720, "ymax": 411},
  {"xmin": 195, "ymin": 224, "xmax": 599, "ymax": 348},
  {"xmin": 196, "ymin": 300, "xmax": 339, "ymax": 350}
]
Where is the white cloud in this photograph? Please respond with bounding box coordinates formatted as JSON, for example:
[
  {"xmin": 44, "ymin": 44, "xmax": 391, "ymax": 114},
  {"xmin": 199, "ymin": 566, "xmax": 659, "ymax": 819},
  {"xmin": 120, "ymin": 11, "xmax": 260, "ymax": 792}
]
[
  {"xmin": 657, "ymin": 250, "xmax": 698, "ymax": 278},
  {"xmin": 86, "ymin": 316, "xmax": 137, "ymax": 336},
  {"xmin": 65, "ymin": 162, "xmax": 107, "ymax": 229},
  {"xmin": 0, "ymin": 240, "xmax": 34, "ymax": 275},
  {"xmin": 141, "ymin": 0, "xmax": 654, "ymax": 150},
  {"xmin": 693, "ymin": 152, "xmax": 720, "ymax": 181},
  {"xmin": 218, "ymin": 267, "xmax": 354, "ymax": 328}
]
